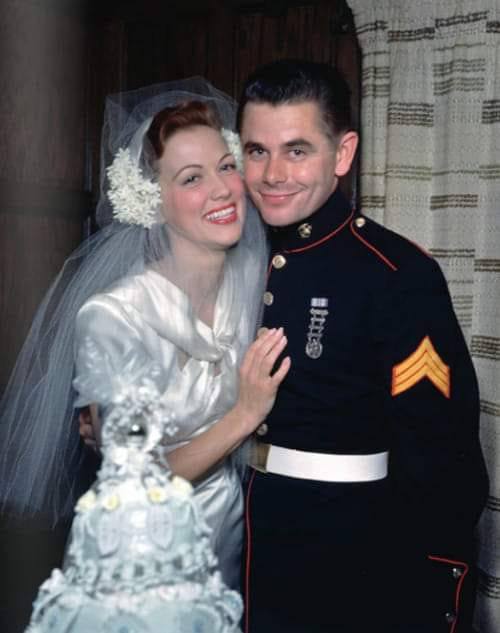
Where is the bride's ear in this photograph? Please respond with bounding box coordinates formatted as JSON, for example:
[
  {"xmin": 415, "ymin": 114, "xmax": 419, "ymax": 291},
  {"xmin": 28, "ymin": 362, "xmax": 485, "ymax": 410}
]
[{"xmin": 334, "ymin": 131, "xmax": 359, "ymax": 178}]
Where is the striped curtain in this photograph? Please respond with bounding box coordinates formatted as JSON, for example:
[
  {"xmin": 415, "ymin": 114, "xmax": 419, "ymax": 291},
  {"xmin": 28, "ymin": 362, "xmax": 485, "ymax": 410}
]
[{"xmin": 349, "ymin": 1, "xmax": 500, "ymax": 631}]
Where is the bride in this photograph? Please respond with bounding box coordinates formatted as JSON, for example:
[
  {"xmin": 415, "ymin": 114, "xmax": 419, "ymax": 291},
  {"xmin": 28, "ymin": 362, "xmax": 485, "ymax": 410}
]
[{"xmin": 0, "ymin": 79, "xmax": 289, "ymax": 590}]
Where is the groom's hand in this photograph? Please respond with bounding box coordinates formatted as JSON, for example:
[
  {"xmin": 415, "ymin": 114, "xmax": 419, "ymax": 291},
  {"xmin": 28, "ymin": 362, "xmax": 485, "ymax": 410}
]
[{"xmin": 79, "ymin": 406, "xmax": 97, "ymax": 451}]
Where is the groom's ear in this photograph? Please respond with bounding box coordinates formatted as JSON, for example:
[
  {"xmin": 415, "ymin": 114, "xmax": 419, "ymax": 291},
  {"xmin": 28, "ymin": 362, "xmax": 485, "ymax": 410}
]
[{"xmin": 334, "ymin": 131, "xmax": 359, "ymax": 177}]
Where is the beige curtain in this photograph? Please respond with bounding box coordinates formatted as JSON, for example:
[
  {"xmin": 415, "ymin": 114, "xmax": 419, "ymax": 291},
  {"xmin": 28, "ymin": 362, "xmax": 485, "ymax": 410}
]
[{"xmin": 349, "ymin": 1, "xmax": 500, "ymax": 631}]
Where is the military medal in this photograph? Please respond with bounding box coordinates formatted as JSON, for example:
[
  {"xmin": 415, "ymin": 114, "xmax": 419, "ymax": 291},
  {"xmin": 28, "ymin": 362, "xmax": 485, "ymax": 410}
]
[
  {"xmin": 305, "ymin": 298, "xmax": 329, "ymax": 359},
  {"xmin": 305, "ymin": 339, "xmax": 323, "ymax": 359}
]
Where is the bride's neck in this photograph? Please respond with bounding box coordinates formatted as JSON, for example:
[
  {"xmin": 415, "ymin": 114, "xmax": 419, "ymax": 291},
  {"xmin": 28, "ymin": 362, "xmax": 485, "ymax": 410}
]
[{"xmin": 166, "ymin": 237, "xmax": 226, "ymax": 322}]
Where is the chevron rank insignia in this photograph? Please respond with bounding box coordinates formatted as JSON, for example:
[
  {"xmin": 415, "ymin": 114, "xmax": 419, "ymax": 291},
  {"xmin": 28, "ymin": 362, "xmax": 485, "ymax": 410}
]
[{"xmin": 392, "ymin": 336, "xmax": 450, "ymax": 398}]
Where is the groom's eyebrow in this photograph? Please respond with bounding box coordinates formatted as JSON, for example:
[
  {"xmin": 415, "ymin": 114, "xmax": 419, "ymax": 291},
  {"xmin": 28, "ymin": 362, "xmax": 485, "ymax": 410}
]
[
  {"xmin": 243, "ymin": 139, "xmax": 315, "ymax": 152},
  {"xmin": 284, "ymin": 138, "xmax": 314, "ymax": 150},
  {"xmin": 243, "ymin": 141, "xmax": 265, "ymax": 152}
]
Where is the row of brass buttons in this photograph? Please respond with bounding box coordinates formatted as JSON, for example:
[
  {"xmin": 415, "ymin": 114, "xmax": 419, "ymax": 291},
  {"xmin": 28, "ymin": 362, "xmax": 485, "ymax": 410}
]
[
  {"xmin": 264, "ymin": 253, "xmax": 287, "ymax": 306},
  {"xmin": 259, "ymin": 218, "xmax": 367, "ymax": 439},
  {"xmin": 260, "ymin": 249, "xmax": 290, "ymax": 433}
]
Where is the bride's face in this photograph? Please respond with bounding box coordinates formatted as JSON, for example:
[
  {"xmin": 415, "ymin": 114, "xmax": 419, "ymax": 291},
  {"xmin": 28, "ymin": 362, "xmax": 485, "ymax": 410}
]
[{"xmin": 158, "ymin": 125, "xmax": 245, "ymax": 253}]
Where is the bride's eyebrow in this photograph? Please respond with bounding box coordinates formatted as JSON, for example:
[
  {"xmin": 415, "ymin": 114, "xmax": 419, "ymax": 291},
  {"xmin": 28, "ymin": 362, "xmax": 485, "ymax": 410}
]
[
  {"xmin": 218, "ymin": 152, "xmax": 233, "ymax": 163},
  {"xmin": 174, "ymin": 164, "xmax": 202, "ymax": 178}
]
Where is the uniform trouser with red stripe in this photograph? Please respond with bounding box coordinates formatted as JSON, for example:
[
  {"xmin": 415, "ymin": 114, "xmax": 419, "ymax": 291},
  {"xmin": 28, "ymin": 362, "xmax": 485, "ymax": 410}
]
[{"xmin": 244, "ymin": 469, "xmax": 474, "ymax": 633}]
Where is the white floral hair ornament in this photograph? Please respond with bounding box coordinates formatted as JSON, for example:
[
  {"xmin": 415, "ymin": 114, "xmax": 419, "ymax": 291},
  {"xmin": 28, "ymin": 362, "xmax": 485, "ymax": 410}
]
[
  {"xmin": 221, "ymin": 128, "xmax": 243, "ymax": 173},
  {"xmin": 107, "ymin": 148, "xmax": 162, "ymax": 229}
]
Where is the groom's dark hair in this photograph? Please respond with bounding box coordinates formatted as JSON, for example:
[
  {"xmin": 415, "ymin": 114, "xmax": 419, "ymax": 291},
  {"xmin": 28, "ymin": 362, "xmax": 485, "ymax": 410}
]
[{"xmin": 236, "ymin": 59, "xmax": 353, "ymax": 141}]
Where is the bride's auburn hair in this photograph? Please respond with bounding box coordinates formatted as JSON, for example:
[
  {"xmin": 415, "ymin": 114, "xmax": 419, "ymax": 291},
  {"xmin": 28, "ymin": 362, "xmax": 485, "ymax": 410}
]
[{"xmin": 147, "ymin": 101, "xmax": 223, "ymax": 159}]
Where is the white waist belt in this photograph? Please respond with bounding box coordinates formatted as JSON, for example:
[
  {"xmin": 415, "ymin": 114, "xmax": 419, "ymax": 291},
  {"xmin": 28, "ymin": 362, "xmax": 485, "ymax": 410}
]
[{"xmin": 253, "ymin": 443, "xmax": 389, "ymax": 482}]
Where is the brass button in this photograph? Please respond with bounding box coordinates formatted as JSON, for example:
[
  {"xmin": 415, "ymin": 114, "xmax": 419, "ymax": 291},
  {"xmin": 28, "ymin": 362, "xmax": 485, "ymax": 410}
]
[
  {"xmin": 452, "ymin": 567, "xmax": 463, "ymax": 580},
  {"xmin": 263, "ymin": 291, "xmax": 274, "ymax": 306},
  {"xmin": 272, "ymin": 254, "xmax": 287, "ymax": 269},
  {"xmin": 298, "ymin": 222, "xmax": 312, "ymax": 238},
  {"xmin": 355, "ymin": 217, "xmax": 366, "ymax": 228},
  {"xmin": 444, "ymin": 612, "xmax": 456, "ymax": 625},
  {"xmin": 256, "ymin": 423, "xmax": 268, "ymax": 437}
]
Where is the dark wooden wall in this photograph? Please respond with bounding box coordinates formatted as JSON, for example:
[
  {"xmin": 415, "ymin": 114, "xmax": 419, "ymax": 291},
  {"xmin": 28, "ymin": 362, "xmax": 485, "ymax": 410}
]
[
  {"xmin": 1, "ymin": 3, "xmax": 89, "ymax": 631},
  {"xmin": 0, "ymin": 0, "xmax": 89, "ymax": 392}
]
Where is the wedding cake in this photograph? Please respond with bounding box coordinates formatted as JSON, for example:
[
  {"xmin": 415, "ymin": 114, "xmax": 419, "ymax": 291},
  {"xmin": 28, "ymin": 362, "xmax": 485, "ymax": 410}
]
[{"xmin": 25, "ymin": 370, "xmax": 243, "ymax": 633}]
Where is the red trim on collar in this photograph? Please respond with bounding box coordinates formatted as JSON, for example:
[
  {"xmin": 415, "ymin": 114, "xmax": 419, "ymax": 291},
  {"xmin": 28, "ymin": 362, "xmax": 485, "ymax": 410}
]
[
  {"xmin": 283, "ymin": 210, "xmax": 355, "ymax": 254},
  {"xmin": 350, "ymin": 221, "xmax": 398, "ymax": 271},
  {"xmin": 428, "ymin": 555, "xmax": 469, "ymax": 633}
]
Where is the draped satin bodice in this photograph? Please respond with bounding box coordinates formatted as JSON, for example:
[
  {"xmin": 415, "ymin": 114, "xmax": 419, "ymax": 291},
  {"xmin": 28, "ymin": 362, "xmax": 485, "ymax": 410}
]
[{"xmin": 73, "ymin": 266, "xmax": 245, "ymax": 589}]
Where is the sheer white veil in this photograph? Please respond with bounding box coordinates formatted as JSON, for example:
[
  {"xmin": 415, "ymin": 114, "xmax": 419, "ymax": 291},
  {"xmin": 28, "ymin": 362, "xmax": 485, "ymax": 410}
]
[{"xmin": 0, "ymin": 78, "xmax": 267, "ymax": 526}]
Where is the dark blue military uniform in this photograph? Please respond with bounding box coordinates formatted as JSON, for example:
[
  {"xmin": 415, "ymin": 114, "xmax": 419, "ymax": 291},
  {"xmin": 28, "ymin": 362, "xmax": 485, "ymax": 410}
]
[{"xmin": 244, "ymin": 189, "xmax": 488, "ymax": 633}]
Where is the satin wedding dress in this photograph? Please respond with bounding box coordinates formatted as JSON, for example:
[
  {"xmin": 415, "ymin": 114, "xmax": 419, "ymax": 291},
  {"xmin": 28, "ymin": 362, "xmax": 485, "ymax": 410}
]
[{"xmin": 73, "ymin": 264, "xmax": 248, "ymax": 590}]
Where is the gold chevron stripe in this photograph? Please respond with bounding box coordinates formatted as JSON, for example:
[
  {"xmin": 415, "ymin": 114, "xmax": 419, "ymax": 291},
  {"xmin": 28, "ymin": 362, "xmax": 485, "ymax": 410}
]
[
  {"xmin": 394, "ymin": 343, "xmax": 448, "ymax": 384},
  {"xmin": 395, "ymin": 359, "xmax": 449, "ymax": 396},
  {"xmin": 392, "ymin": 336, "xmax": 450, "ymax": 398}
]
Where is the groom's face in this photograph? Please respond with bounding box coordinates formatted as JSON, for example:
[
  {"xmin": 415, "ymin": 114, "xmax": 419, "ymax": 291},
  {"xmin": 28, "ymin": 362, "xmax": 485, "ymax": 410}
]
[{"xmin": 240, "ymin": 100, "xmax": 339, "ymax": 227}]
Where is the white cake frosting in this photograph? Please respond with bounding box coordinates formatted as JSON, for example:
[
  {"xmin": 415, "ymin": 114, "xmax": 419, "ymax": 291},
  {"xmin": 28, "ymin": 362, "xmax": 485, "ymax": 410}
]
[{"xmin": 26, "ymin": 361, "xmax": 243, "ymax": 633}]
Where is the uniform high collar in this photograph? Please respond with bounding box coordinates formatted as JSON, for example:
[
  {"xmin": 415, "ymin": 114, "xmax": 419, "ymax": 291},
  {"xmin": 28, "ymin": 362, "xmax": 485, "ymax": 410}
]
[{"xmin": 268, "ymin": 188, "xmax": 353, "ymax": 253}]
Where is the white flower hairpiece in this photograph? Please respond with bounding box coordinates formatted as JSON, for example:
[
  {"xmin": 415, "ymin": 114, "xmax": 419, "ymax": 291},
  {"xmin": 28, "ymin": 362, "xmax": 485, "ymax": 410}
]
[
  {"xmin": 107, "ymin": 148, "xmax": 162, "ymax": 229},
  {"xmin": 221, "ymin": 128, "xmax": 244, "ymax": 173}
]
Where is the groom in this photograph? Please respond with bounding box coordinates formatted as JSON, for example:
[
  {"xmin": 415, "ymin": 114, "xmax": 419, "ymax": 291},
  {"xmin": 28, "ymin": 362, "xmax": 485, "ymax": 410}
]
[{"xmin": 238, "ymin": 59, "xmax": 488, "ymax": 632}]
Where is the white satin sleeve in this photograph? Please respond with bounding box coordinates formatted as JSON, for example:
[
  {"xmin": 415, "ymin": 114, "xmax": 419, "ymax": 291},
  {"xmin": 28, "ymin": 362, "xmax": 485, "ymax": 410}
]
[{"xmin": 73, "ymin": 294, "xmax": 166, "ymax": 408}]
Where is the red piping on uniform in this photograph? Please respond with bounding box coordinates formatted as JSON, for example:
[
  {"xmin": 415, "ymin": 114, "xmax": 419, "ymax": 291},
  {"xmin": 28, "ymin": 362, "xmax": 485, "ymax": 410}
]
[
  {"xmin": 244, "ymin": 469, "xmax": 257, "ymax": 633},
  {"xmin": 428, "ymin": 555, "xmax": 469, "ymax": 633},
  {"xmin": 407, "ymin": 237, "xmax": 433, "ymax": 259},
  {"xmin": 283, "ymin": 210, "xmax": 354, "ymax": 254},
  {"xmin": 350, "ymin": 222, "xmax": 398, "ymax": 271}
]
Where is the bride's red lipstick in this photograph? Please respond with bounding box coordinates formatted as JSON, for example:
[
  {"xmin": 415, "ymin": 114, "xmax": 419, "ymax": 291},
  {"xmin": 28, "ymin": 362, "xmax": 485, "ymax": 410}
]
[{"xmin": 204, "ymin": 204, "xmax": 238, "ymax": 224}]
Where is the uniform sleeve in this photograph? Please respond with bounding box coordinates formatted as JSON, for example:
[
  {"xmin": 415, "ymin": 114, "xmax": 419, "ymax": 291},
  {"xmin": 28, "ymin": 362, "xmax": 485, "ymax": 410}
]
[
  {"xmin": 374, "ymin": 255, "xmax": 488, "ymax": 558},
  {"xmin": 73, "ymin": 295, "xmax": 161, "ymax": 407}
]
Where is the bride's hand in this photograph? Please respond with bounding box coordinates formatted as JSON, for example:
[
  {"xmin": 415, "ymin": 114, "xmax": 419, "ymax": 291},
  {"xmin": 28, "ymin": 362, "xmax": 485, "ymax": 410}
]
[{"xmin": 235, "ymin": 327, "xmax": 291, "ymax": 434}]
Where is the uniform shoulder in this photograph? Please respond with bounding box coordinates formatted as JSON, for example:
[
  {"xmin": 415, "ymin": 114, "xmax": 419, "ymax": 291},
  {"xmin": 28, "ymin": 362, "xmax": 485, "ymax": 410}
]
[{"xmin": 350, "ymin": 215, "xmax": 441, "ymax": 278}]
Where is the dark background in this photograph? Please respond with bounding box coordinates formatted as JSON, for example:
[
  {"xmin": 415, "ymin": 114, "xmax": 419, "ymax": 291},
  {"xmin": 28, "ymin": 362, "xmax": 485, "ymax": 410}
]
[{"xmin": 0, "ymin": 1, "xmax": 359, "ymax": 630}]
